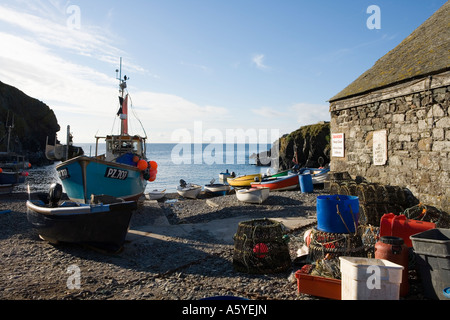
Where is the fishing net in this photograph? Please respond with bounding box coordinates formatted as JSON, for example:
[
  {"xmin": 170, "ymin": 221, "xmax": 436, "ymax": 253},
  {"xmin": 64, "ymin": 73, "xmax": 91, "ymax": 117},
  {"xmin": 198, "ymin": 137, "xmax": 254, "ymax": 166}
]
[
  {"xmin": 233, "ymin": 219, "xmax": 291, "ymax": 274},
  {"xmin": 403, "ymin": 203, "xmax": 450, "ymax": 228},
  {"xmin": 307, "ymin": 228, "xmax": 368, "ymax": 261}
]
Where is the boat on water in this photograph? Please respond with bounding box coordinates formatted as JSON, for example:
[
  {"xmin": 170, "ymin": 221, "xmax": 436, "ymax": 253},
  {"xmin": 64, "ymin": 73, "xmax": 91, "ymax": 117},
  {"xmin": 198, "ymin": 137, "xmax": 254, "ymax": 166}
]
[
  {"xmin": 227, "ymin": 173, "xmax": 262, "ymax": 188},
  {"xmin": 26, "ymin": 183, "xmax": 137, "ymax": 253},
  {"xmin": 177, "ymin": 180, "xmax": 202, "ymax": 199},
  {"xmin": 56, "ymin": 59, "xmax": 151, "ymax": 204},
  {"xmin": 251, "ymin": 173, "xmax": 300, "ymax": 191},
  {"xmin": 205, "ymin": 179, "xmax": 230, "ymax": 196},
  {"xmin": 145, "ymin": 189, "xmax": 166, "ymax": 200},
  {"xmin": 236, "ymin": 187, "xmax": 270, "ymax": 204}
]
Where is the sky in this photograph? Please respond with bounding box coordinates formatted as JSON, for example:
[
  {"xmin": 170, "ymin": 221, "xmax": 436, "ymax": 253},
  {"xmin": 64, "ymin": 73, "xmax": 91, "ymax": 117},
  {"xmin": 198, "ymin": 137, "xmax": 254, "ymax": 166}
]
[{"xmin": 0, "ymin": 0, "xmax": 447, "ymax": 143}]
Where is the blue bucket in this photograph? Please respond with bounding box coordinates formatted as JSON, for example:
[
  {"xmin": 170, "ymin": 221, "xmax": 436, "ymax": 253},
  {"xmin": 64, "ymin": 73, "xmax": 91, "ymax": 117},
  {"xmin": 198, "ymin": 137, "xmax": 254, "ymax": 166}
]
[
  {"xmin": 316, "ymin": 195, "xmax": 359, "ymax": 233},
  {"xmin": 299, "ymin": 172, "xmax": 313, "ymax": 193}
]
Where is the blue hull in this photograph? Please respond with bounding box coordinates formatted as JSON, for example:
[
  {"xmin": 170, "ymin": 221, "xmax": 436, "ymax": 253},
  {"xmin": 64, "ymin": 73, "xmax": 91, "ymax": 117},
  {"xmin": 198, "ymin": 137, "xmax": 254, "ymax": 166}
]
[{"xmin": 56, "ymin": 156, "xmax": 147, "ymax": 203}]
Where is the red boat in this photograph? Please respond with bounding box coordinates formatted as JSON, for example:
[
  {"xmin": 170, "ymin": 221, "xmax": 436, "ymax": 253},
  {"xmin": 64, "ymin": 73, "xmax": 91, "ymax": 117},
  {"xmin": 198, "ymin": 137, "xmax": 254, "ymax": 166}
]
[{"xmin": 250, "ymin": 173, "xmax": 299, "ymax": 191}]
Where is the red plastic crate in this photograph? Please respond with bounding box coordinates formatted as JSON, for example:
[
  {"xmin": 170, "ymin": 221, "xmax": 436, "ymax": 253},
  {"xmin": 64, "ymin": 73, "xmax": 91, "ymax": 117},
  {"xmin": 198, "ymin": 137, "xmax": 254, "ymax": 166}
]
[{"xmin": 295, "ymin": 270, "xmax": 341, "ymax": 300}]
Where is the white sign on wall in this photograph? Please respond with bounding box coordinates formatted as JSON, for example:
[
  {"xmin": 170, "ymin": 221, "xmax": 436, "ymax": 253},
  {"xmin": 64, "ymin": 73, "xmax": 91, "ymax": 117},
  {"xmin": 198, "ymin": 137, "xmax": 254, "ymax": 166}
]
[
  {"xmin": 373, "ymin": 129, "xmax": 387, "ymax": 165},
  {"xmin": 331, "ymin": 133, "xmax": 345, "ymax": 157}
]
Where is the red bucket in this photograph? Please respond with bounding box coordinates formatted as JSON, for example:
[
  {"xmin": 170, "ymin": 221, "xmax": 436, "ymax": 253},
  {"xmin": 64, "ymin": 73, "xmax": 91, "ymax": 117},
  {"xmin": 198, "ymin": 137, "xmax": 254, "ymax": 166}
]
[{"xmin": 380, "ymin": 213, "xmax": 436, "ymax": 247}]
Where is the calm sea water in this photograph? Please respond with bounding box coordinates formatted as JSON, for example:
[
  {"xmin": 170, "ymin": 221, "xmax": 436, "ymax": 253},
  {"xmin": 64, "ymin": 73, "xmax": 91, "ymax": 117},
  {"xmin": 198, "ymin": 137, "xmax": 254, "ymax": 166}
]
[{"xmin": 18, "ymin": 143, "xmax": 275, "ymax": 194}]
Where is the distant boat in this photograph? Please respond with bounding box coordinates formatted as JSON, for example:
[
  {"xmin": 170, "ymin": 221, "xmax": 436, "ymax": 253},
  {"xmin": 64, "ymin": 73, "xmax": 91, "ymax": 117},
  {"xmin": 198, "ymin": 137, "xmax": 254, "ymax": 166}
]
[
  {"xmin": 236, "ymin": 187, "xmax": 270, "ymax": 204},
  {"xmin": 56, "ymin": 59, "xmax": 150, "ymax": 204},
  {"xmin": 205, "ymin": 179, "xmax": 230, "ymax": 196},
  {"xmin": 145, "ymin": 189, "xmax": 166, "ymax": 200},
  {"xmin": 45, "ymin": 125, "xmax": 84, "ymax": 162},
  {"xmin": 26, "ymin": 184, "xmax": 137, "ymax": 253},
  {"xmin": 227, "ymin": 174, "xmax": 262, "ymax": 188},
  {"xmin": 219, "ymin": 169, "xmax": 235, "ymax": 181},
  {"xmin": 251, "ymin": 173, "xmax": 299, "ymax": 191},
  {"xmin": 177, "ymin": 180, "xmax": 202, "ymax": 199}
]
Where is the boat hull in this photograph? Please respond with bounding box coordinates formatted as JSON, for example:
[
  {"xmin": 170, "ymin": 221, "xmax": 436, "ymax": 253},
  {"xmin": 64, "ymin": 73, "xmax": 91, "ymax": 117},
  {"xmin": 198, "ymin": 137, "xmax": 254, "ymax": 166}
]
[
  {"xmin": 205, "ymin": 184, "xmax": 230, "ymax": 196},
  {"xmin": 145, "ymin": 190, "xmax": 166, "ymax": 200},
  {"xmin": 251, "ymin": 174, "xmax": 299, "ymax": 191},
  {"xmin": 26, "ymin": 200, "xmax": 137, "ymax": 253},
  {"xmin": 227, "ymin": 174, "xmax": 262, "ymax": 188},
  {"xmin": 236, "ymin": 187, "xmax": 270, "ymax": 204},
  {"xmin": 300, "ymin": 168, "xmax": 330, "ymax": 184},
  {"xmin": 177, "ymin": 185, "xmax": 202, "ymax": 199},
  {"xmin": 56, "ymin": 156, "xmax": 147, "ymax": 203}
]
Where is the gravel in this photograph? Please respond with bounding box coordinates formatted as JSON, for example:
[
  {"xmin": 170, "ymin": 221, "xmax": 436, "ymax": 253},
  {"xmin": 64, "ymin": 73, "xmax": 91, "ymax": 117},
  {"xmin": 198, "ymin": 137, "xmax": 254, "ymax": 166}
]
[{"xmin": 0, "ymin": 189, "xmax": 428, "ymax": 302}]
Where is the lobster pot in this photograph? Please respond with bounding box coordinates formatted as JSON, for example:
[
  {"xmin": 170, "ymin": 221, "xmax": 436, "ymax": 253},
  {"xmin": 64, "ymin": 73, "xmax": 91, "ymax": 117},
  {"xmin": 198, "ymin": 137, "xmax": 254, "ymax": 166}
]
[
  {"xmin": 233, "ymin": 219, "xmax": 291, "ymax": 274},
  {"xmin": 308, "ymin": 228, "xmax": 367, "ymax": 261}
]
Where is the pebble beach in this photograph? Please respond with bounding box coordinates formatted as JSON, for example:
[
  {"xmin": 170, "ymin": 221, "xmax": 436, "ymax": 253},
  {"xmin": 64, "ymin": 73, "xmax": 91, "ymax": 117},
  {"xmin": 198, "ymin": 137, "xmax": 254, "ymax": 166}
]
[{"xmin": 0, "ymin": 188, "xmax": 428, "ymax": 303}]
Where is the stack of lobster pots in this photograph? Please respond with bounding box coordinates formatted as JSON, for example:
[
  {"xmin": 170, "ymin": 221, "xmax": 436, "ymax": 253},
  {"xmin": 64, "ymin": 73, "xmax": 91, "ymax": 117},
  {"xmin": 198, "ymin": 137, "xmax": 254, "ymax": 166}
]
[{"xmin": 326, "ymin": 172, "xmax": 410, "ymax": 226}]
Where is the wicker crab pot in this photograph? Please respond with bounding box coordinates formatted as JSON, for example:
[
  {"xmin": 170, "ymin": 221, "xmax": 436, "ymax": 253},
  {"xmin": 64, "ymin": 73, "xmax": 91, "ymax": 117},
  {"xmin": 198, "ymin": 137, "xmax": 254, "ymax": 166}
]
[{"xmin": 233, "ymin": 218, "xmax": 291, "ymax": 274}]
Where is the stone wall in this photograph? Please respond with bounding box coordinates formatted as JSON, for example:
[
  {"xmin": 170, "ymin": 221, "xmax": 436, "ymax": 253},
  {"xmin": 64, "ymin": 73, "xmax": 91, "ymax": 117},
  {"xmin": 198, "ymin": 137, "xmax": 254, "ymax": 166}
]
[{"xmin": 329, "ymin": 76, "xmax": 449, "ymax": 213}]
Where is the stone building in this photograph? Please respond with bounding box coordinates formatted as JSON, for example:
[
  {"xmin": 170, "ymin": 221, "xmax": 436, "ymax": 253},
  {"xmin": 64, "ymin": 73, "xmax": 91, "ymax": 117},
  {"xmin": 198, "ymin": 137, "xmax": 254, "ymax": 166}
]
[{"xmin": 328, "ymin": 2, "xmax": 449, "ymax": 212}]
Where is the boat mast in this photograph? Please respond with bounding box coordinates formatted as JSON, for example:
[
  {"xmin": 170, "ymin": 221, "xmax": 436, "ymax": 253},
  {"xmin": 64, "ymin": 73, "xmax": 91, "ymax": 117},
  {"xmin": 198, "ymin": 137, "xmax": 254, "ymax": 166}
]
[{"xmin": 116, "ymin": 57, "xmax": 128, "ymax": 136}]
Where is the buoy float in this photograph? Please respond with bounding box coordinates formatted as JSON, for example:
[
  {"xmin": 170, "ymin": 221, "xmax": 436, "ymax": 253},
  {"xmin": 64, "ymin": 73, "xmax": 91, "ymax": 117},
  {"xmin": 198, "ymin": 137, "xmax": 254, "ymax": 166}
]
[{"xmin": 137, "ymin": 160, "xmax": 148, "ymax": 171}]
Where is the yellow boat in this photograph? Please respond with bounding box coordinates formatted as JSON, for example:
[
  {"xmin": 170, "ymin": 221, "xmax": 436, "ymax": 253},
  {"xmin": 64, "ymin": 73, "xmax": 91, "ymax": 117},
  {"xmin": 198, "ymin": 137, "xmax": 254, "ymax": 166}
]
[{"xmin": 227, "ymin": 174, "xmax": 262, "ymax": 188}]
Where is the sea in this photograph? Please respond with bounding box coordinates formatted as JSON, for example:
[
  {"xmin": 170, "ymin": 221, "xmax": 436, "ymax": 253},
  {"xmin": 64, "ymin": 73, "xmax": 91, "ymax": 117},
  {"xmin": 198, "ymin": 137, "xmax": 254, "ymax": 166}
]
[{"xmin": 17, "ymin": 143, "xmax": 277, "ymax": 194}]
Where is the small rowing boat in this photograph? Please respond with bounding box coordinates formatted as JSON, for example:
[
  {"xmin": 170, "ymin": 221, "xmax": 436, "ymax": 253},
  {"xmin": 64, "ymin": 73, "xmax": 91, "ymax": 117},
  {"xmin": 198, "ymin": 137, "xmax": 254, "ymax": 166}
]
[
  {"xmin": 236, "ymin": 187, "xmax": 270, "ymax": 204},
  {"xmin": 177, "ymin": 180, "xmax": 202, "ymax": 199}
]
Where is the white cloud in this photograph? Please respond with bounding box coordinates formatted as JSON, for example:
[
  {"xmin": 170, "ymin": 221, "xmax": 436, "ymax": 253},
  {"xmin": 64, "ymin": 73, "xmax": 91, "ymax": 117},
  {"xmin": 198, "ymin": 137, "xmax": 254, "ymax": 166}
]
[
  {"xmin": 251, "ymin": 107, "xmax": 286, "ymax": 118},
  {"xmin": 289, "ymin": 103, "xmax": 330, "ymax": 126},
  {"xmin": 252, "ymin": 54, "xmax": 269, "ymax": 70}
]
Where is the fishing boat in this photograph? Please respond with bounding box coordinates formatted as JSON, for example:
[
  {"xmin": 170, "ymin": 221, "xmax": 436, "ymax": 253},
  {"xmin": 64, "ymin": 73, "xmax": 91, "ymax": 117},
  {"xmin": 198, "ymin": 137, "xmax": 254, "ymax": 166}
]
[
  {"xmin": 56, "ymin": 59, "xmax": 150, "ymax": 204},
  {"xmin": 227, "ymin": 174, "xmax": 262, "ymax": 188},
  {"xmin": 205, "ymin": 179, "xmax": 230, "ymax": 196},
  {"xmin": 251, "ymin": 173, "xmax": 300, "ymax": 191},
  {"xmin": 236, "ymin": 187, "xmax": 270, "ymax": 204},
  {"xmin": 26, "ymin": 183, "xmax": 137, "ymax": 253},
  {"xmin": 177, "ymin": 180, "xmax": 202, "ymax": 199},
  {"xmin": 145, "ymin": 189, "xmax": 166, "ymax": 200}
]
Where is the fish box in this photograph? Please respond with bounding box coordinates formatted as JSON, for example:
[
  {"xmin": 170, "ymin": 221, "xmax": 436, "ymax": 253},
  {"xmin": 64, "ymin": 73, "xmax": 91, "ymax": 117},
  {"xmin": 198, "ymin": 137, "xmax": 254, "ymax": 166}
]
[{"xmin": 295, "ymin": 270, "xmax": 341, "ymax": 300}]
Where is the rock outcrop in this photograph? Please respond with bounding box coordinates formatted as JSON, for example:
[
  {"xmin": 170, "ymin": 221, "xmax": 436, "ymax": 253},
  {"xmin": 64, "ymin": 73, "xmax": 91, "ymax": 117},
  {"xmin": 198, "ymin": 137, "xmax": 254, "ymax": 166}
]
[
  {"xmin": 0, "ymin": 81, "xmax": 60, "ymax": 165},
  {"xmin": 260, "ymin": 122, "xmax": 330, "ymax": 170}
]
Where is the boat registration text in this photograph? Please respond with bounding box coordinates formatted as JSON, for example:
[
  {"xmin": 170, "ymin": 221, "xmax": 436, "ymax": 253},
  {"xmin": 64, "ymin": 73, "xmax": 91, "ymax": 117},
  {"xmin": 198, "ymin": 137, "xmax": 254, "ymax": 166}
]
[{"xmin": 105, "ymin": 167, "xmax": 129, "ymax": 180}]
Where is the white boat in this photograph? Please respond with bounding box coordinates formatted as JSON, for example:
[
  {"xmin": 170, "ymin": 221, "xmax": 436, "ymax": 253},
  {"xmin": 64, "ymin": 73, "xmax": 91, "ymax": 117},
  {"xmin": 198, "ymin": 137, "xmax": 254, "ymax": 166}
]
[
  {"xmin": 145, "ymin": 189, "xmax": 166, "ymax": 200},
  {"xmin": 236, "ymin": 187, "xmax": 270, "ymax": 204},
  {"xmin": 219, "ymin": 169, "xmax": 235, "ymax": 181},
  {"xmin": 205, "ymin": 179, "xmax": 230, "ymax": 196},
  {"xmin": 177, "ymin": 180, "xmax": 202, "ymax": 199}
]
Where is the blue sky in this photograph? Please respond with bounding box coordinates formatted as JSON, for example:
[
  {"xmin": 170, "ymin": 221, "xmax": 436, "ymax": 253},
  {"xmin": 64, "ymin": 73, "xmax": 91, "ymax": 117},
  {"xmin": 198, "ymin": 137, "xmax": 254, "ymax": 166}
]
[{"xmin": 0, "ymin": 0, "xmax": 446, "ymax": 143}]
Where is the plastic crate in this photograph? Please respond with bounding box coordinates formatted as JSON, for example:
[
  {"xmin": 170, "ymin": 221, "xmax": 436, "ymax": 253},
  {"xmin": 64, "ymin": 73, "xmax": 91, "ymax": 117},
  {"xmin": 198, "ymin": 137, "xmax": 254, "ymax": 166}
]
[
  {"xmin": 410, "ymin": 228, "xmax": 450, "ymax": 257},
  {"xmin": 295, "ymin": 270, "xmax": 341, "ymax": 300},
  {"xmin": 410, "ymin": 228, "xmax": 450, "ymax": 300},
  {"xmin": 339, "ymin": 256, "xmax": 404, "ymax": 300}
]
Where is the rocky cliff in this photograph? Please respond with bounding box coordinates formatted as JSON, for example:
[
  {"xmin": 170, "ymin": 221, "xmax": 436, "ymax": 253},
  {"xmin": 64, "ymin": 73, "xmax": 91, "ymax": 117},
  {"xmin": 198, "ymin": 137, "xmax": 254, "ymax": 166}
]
[
  {"xmin": 0, "ymin": 81, "xmax": 60, "ymax": 165},
  {"xmin": 272, "ymin": 122, "xmax": 331, "ymax": 170}
]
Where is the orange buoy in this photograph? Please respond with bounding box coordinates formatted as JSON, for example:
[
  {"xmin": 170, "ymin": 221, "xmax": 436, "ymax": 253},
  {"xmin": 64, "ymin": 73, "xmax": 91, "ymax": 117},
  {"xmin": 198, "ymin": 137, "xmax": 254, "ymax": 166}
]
[
  {"xmin": 132, "ymin": 155, "xmax": 140, "ymax": 163},
  {"xmin": 137, "ymin": 160, "xmax": 148, "ymax": 171},
  {"xmin": 149, "ymin": 161, "xmax": 158, "ymax": 170}
]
